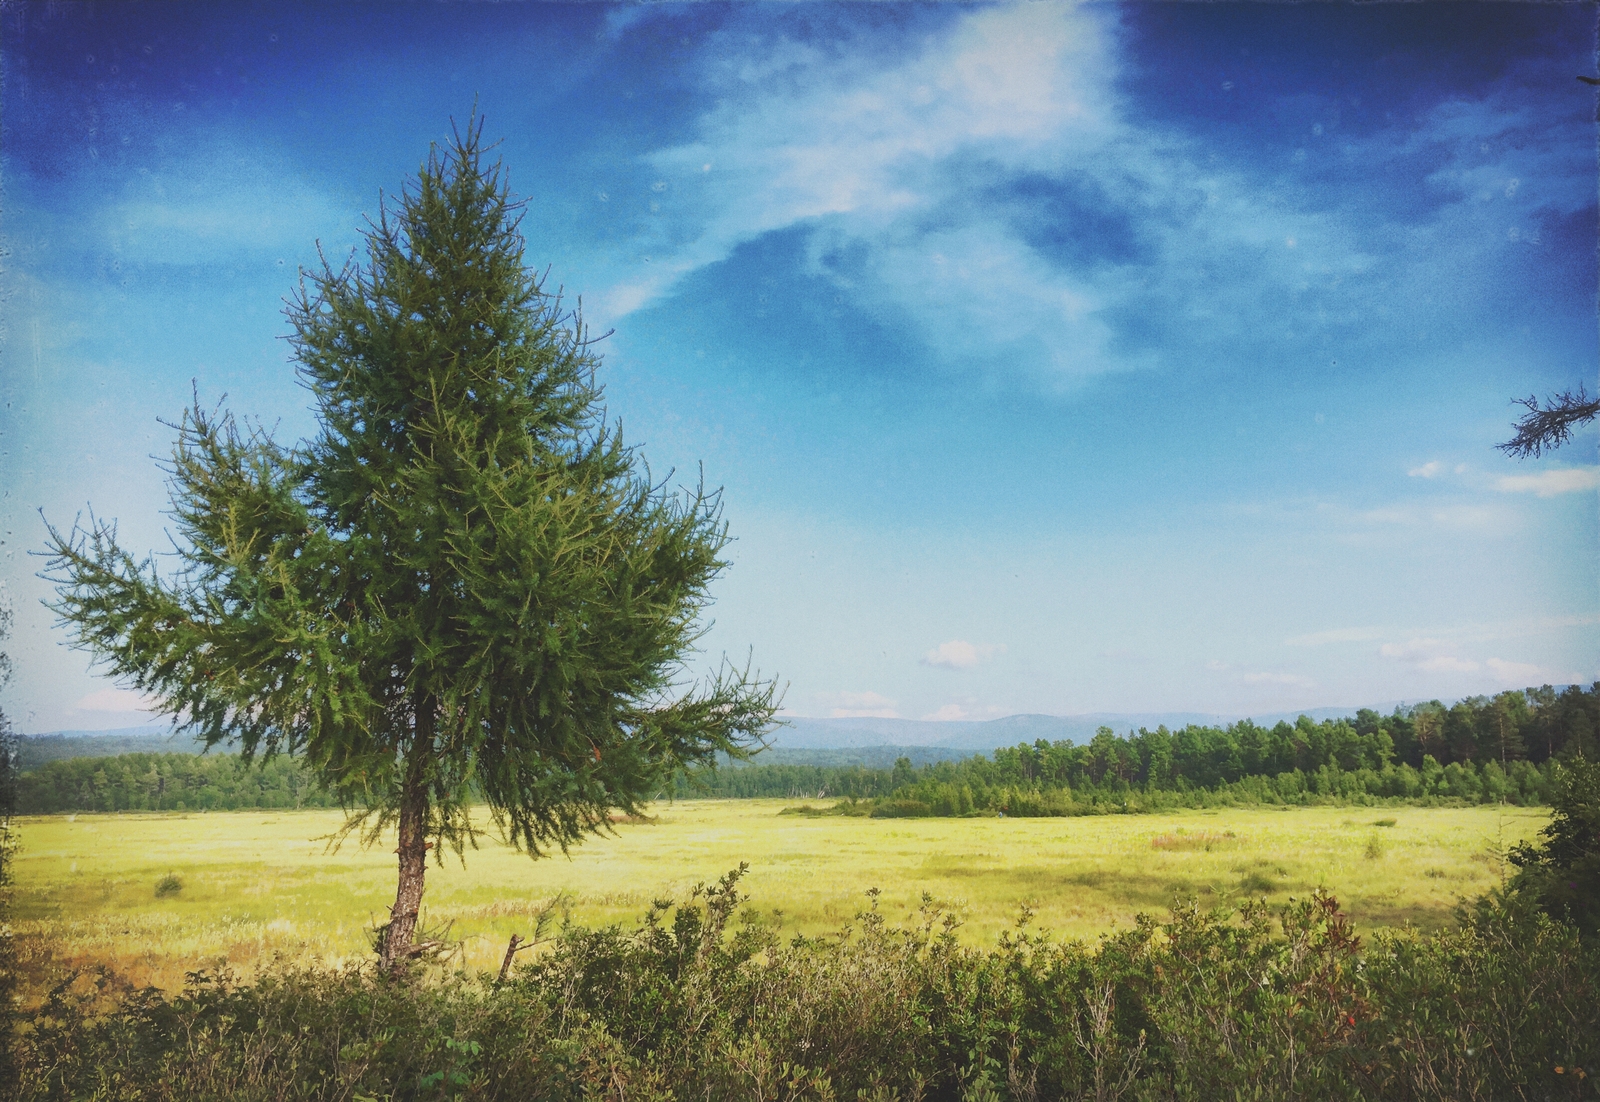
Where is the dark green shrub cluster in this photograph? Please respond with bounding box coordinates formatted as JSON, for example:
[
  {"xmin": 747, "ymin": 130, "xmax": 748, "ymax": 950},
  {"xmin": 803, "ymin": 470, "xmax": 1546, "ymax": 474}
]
[
  {"xmin": 16, "ymin": 866, "xmax": 1597, "ymax": 1101},
  {"xmin": 1510, "ymin": 755, "xmax": 1600, "ymax": 936}
]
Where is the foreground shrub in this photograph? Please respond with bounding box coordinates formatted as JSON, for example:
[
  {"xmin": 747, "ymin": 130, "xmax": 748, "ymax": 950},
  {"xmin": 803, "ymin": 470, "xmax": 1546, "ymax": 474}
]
[
  {"xmin": 15, "ymin": 869, "xmax": 1599, "ymax": 1101},
  {"xmin": 1509, "ymin": 755, "xmax": 1600, "ymax": 936}
]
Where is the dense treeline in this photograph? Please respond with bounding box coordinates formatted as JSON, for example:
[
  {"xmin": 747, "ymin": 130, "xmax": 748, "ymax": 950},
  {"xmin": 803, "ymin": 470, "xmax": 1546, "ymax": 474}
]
[
  {"xmin": 22, "ymin": 686, "xmax": 1598, "ymax": 816},
  {"xmin": 17, "ymin": 753, "xmax": 336, "ymax": 813},
  {"xmin": 686, "ymin": 685, "xmax": 1599, "ymax": 816}
]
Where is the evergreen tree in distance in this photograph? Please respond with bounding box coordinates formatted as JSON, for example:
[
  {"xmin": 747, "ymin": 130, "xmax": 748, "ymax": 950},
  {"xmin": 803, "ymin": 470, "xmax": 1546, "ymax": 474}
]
[{"xmin": 43, "ymin": 118, "xmax": 779, "ymax": 974}]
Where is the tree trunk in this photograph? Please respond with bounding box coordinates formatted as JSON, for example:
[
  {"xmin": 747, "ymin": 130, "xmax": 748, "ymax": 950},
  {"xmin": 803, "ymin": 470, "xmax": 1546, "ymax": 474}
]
[{"xmin": 380, "ymin": 712, "xmax": 432, "ymax": 976}]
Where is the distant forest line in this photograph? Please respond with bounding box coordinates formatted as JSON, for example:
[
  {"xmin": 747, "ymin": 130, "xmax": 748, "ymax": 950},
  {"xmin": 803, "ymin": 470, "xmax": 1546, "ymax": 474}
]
[{"xmin": 15, "ymin": 685, "xmax": 1597, "ymax": 815}]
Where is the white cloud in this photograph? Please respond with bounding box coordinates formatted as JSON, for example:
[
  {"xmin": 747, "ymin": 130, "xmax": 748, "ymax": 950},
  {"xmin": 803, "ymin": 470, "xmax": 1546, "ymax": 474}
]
[
  {"xmin": 594, "ymin": 2, "xmax": 1384, "ymax": 387},
  {"xmin": 922, "ymin": 703, "xmax": 972, "ymax": 721},
  {"xmin": 1240, "ymin": 671, "xmax": 1316, "ymax": 688},
  {"xmin": 74, "ymin": 687, "xmax": 160, "ymax": 713},
  {"xmin": 1427, "ymin": 505, "xmax": 1500, "ymax": 529},
  {"xmin": 584, "ymin": 1, "xmax": 1586, "ymax": 398},
  {"xmin": 1302, "ymin": 498, "xmax": 1506, "ymax": 535},
  {"xmin": 1378, "ymin": 638, "xmax": 1480, "ymax": 673},
  {"xmin": 1284, "ymin": 626, "xmax": 1386, "ymax": 647},
  {"xmin": 1408, "ymin": 461, "xmax": 1443, "ymax": 478},
  {"xmin": 1420, "ymin": 656, "xmax": 1480, "ymax": 673},
  {"xmin": 1486, "ymin": 657, "xmax": 1546, "ymax": 684},
  {"xmin": 1495, "ymin": 467, "xmax": 1600, "ymax": 498},
  {"xmin": 1292, "ymin": 614, "xmax": 1597, "ymax": 654},
  {"xmin": 922, "ymin": 639, "xmax": 1006, "ymax": 669},
  {"xmin": 824, "ymin": 690, "xmax": 900, "ymax": 719},
  {"xmin": 101, "ymin": 144, "xmax": 352, "ymax": 266}
]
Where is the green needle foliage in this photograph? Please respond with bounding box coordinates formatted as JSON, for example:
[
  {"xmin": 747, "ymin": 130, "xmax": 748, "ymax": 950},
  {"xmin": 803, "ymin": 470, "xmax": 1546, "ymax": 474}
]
[
  {"xmin": 1509, "ymin": 754, "xmax": 1600, "ymax": 935},
  {"xmin": 43, "ymin": 116, "xmax": 777, "ymax": 971}
]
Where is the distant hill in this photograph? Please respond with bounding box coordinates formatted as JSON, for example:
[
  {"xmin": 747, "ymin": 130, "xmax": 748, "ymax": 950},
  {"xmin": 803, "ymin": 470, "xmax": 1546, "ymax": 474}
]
[
  {"xmin": 13, "ymin": 728, "xmax": 965, "ymax": 774},
  {"xmin": 15, "ymin": 705, "xmax": 1403, "ymax": 771},
  {"xmin": 769, "ymin": 706, "xmax": 1401, "ymax": 754},
  {"xmin": 16, "ymin": 729, "xmax": 216, "ymax": 772},
  {"xmin": 735, "ymin": 744, "xmax": 967, "ymax": 769},
  {"xmin": 24, "ymin": 725, "xmax": 175, "ymax": 739}
]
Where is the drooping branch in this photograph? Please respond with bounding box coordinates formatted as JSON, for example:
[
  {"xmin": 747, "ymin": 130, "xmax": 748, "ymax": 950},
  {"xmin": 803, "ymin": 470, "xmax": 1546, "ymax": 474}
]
[{"xmin": 1497, "ymin": 385, "xmax": 1600, "ymax": 459}]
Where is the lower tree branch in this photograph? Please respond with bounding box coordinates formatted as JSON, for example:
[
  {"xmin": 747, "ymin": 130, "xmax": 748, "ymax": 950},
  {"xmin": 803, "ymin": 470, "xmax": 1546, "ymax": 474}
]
[{"xmin": 1498, "ymin": 385, "xmax": 1600, "ymax": 459}]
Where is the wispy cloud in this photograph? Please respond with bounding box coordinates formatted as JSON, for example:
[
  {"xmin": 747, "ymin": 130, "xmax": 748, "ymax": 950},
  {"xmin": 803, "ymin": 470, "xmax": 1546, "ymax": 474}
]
[
  {"xmin": 1408, "ymin": 461, "xmax": 1443, "ymax": 479},
  {"xmin": 74, "ymin": 687, "xmax": 160, "ymax": 713},
  {"xmin": 1240, "ymin": 671, "xmax": 1316, "ymax": 688},
  {"xmin": 824, "ymin": 690, "xmax": 900, "ymax": 719},
  {"xmin": 597, "ymin": 3, "xmax": 1395, "ymax": 386},
  {"xmin": 1378, "ymin": 638, "xmax": 1479, "ymax": 673},
  {"xmin": 922, "ymin": 640, "xmax": 1005, "ymax": 670},
  {"xmin": 1495, "ymin": 467, "xmax": 1600, "ymax": 497},
  {"xmin": 1295, "ymin": 614, "xmax": 1598, "ymax": 652},
  {"xmin": 1486, "ymin": 657, "xmax": 1546, "ymax": 684},
  {"xmin": 1285, "ymin": 626, "xmax": 1387, "ymax": 647},
  {"xmin": 922, "ymin": 703, "xmax": 972, "ymax": 721},
  {"xmin": 98, "ymin": 140, "xmax": 353, "ymax": 266},
  {"xmin": 589, "ymin": 1, "xmax": 1588, "ymax": 397},
  {"xmin": 1206, "ymin": 658, "xmax": 1315, "ymax": 688}
]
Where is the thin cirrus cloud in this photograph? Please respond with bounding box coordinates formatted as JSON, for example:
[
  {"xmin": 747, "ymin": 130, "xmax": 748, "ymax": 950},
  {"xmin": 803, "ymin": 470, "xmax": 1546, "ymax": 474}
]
[
  {"xmin": 1485, "ymin": 657, "xmax": 1547, "ymax": 684},
  {"xmin": 74, "ymin": 687, "xmax": 160, "ymax": 714},
  {"xmin": 1290, "ymin": 614, "xmax": 1599, "ymax": 651},
  {"xmin": 1240, "ymin": 672, "xmax": 1316, "ymax": 689},
  {"xmin": 1379, "ymin": 638, "xmax": 1479, "ymax": 673},
  {"xmin": 87, "ymin": 141, "xmax": 355, "ymax": 267},
  {"xmin": 921, "ymin": 640, "xmax": 1006, "ymax": 670},
  {"xmin": 1284, "ymin": 626, "xmax": 1388, "ymax": 647},
  {"xmin": 1495, "ymin": 467, "xmax": 1600, "ymax": 498},
  {"xmin": 1377, "ymin": 640, "xmax": 1554, "ymax": 684},
  {"xmin": 823, "ymin": 690, "xmax": 900, "ymax": 719}
]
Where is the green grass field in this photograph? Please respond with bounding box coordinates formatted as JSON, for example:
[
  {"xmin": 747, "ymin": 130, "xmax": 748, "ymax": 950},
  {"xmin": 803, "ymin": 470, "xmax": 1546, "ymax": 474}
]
[{"xmin": 13, "ymin": 800, "xmax": 1546, "ymax": 994}]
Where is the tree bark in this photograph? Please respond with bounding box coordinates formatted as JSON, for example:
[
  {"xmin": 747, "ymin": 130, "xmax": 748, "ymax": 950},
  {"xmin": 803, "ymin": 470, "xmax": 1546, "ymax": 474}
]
[
  {"xmin": 497, "ymin": 934, "xmax": 525, "ymax": 983},
  {"xmin": 380, "ymin": 707, "xmax": 432, "ymax": 976}
]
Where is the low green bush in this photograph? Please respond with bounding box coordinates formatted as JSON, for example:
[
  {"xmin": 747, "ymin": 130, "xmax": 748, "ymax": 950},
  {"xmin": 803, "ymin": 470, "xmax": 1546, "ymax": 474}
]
[
  {"xmin": 1509, "ymin": 755, "xmax": 1600, "ymax": 935},
  {"xmin": 15, "ymin": 865, "xmax": 1597, "ymax": 1101}
]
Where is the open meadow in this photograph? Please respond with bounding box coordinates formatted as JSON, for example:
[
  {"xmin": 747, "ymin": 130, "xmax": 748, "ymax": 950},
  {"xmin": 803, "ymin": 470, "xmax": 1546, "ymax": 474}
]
[{"xmin": 14, "ymin": 800, "xmax": 1547, "ymax": 995}]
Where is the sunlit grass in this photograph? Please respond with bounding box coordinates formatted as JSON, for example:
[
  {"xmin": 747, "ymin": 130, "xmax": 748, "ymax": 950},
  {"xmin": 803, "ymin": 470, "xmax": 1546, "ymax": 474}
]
[{"xmin": 14, "ymin": 800, "xmax": 1545, "ymax": 995}]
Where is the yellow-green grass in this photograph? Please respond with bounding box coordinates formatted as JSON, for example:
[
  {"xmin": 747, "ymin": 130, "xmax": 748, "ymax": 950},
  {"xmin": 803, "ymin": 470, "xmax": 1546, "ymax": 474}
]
[{"xmin": 13, "ymin": 801, "xmax": 1545, "ymax": 996}]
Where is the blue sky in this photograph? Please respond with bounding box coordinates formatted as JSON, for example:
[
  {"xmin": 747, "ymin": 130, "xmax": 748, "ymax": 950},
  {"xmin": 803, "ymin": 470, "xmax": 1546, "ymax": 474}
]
[{"xmin": 2, "ymin": 1, "xmax": 1596, "ymax": 733}]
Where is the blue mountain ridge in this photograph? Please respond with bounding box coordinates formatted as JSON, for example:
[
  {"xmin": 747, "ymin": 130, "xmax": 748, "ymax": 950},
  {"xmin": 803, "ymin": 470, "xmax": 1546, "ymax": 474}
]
[
  {"xmin": 20, "ymin": 705, "xmax": 1415, "ymax": 770},
  {"xmin": 764, "ymin": 708, "xmax": 1402, "ymax": 754}
]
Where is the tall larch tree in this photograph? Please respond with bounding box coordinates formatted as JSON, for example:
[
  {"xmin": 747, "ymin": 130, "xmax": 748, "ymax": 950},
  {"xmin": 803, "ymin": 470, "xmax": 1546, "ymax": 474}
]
[{"xmin": 44, "ymin": 118, "xmax": 778, "ymax": 974}]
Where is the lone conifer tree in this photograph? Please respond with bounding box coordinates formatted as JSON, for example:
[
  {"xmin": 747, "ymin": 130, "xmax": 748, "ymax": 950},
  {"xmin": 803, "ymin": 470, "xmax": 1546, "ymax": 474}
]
[{"xmin": 44, "ymin": 119, "xmax": 777, "ymax": 973}]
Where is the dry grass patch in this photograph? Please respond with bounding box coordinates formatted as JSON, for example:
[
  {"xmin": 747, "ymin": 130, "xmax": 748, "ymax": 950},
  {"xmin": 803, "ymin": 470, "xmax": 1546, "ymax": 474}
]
[{"xmin": 1150, "ymin": 829, "xmax": 1240, "ymax": 851}]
